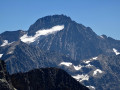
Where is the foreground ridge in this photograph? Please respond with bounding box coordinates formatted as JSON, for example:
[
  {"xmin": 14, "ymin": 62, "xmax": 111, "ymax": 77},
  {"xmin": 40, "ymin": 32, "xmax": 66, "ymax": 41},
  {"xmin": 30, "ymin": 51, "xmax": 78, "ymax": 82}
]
[{"xmin": 0, "ymin": 60, "xmax": 89, "ymax": 90}]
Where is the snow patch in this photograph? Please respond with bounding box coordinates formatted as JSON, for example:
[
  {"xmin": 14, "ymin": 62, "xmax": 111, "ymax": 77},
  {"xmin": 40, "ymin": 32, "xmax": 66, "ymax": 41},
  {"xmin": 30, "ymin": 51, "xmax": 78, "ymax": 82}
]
[
  {"xmin": 59, "ymin": 62, "xmax": 72, "ymax": 67},
  {"xmin": 86, "ymin": 86, "xmax": 95, "ymax": 90},
  {"xmin": 83, "ymin": 60, "xmax": 90, "ymax": 64},
  {"xmin": 85, "ymin": 64, "xmax": 93, "ymax": 67},
  {"xmin": 72, "ymin": 74, "xmax": 89, "ymax": 82},
  {"xmin": 83, "ymin": 57, "xmax": 98, "ymax": 64},
  {"xmin": 73, "ymin": 65, "xmax": 83, "ymax": 70},
  {"xmin": 0, "ymin": 54, "xmax": 3, "ymax": 58},
  {"xmin": 93, "ymin": 69, "xmax": 103, "ymax": 76},
  {"xmin": 1, "ymin": 40, "xmax": 8, "ymax": 46},
  {"xmin": 92, "ymin": 57, "xmax": 98, "ymax": 60},
  {"xmin": 59, "ymin": 62, "xmax": 83, "ymax": 70},
  {"xmin": 113, "ymin": 48, "xmax": 120, "ymax": 55},
  {"xmin": 1, "ymin": 40, "xmax": 14, "ymax": 47},
  {"xmin": 20, "ymin": 25, "xmax": 64, "ymax": 44}
]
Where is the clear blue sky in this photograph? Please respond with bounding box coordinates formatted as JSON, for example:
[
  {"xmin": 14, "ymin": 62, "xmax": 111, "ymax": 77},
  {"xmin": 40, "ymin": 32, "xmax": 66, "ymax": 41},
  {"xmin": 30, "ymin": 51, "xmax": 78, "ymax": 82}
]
[{"xmin": 0, "ymin": 0, "xmax": 120, "ymax": 40}]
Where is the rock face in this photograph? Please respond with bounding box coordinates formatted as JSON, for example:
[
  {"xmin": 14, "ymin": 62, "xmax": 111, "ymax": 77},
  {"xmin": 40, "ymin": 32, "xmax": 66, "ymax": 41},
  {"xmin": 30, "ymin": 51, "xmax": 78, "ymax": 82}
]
[
  {"xmin": 60, "ymin": 55, "xmax": 120, "ymax": 90},
  {"xmin": 11, "ymin": 68, "xmax": 89, "ymax": 90},
  {"xmin": 0, "ymin": 30, "xmax": 26, "ymax": 42},
  {"xmin": 1, "ymin": 41, "xmax": 73, "ymax": 74},
  {"xmin": 0, "ymin": 60, "xmax": 14, "ymax": 90},
  {"xmin": 27, "ymin": 15, "xmax": 120, "ymax": 60},
  {"xmin": 92, "ymin": 55, "xmax": 120, "ymax": 90},
  {"xmin": 28, "ymin": 15, "xmax": 102, "ymax": 60}
]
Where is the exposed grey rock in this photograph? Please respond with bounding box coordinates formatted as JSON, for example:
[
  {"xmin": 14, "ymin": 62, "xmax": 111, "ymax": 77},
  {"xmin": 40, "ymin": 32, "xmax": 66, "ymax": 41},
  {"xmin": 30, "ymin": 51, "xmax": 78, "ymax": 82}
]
[{"xmin": 0, "ymin": 60, "xmax": 15, "ymax": 90}]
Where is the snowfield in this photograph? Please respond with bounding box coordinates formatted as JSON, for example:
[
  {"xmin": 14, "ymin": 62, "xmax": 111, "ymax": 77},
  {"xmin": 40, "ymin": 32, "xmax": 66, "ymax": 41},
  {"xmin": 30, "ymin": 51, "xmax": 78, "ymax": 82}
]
[{"xmin": 20, "ymin": 25, "xmax": 64, "ymax": 44}]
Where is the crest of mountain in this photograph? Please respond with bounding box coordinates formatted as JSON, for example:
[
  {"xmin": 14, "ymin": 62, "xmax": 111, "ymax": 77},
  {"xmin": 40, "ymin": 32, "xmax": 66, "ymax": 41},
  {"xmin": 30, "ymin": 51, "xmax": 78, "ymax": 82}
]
[
  {"xmin": 0, "ymin": 30, "xmax": 26, "ymax": 43},
  {"xmin": 11, "ymin": 68, "xmax": 89, "ymax": 90}
]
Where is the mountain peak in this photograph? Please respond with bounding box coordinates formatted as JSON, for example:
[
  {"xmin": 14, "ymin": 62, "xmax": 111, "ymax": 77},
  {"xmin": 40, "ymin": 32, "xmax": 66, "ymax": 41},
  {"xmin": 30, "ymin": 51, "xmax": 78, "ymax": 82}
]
[
  {"xmin": 28, "ymin": 14, "xmax": 72, "ymax": 35},
  {"xmin": 37, "ymin": 14, "xmax": 72, "ymax": 21}
]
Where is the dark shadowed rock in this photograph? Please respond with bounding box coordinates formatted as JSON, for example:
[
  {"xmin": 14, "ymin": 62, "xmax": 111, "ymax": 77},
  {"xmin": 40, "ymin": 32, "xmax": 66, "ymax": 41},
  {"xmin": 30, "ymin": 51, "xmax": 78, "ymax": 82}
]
[
  {"xmin": 11, "ymin": 68, "xmax": 89, "ymax": 90},
  {"xmin": 0, "ymin": 60, "xmax": 15, "ymax": 90}
]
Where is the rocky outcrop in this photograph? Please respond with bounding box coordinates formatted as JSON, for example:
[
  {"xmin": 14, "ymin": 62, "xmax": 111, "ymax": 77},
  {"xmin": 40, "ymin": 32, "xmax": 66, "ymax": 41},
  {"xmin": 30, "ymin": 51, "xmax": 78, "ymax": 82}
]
[
  {"xmin": 11, "ymin": 68, "xmax": 89, "ymax": 90},
  {"xmin": 0, "ymin": 60, "xmax": 89, "ymax": 90},
  {"xmin": 0, "ymin": 60, "xmax": 14, "ymax": 90}
]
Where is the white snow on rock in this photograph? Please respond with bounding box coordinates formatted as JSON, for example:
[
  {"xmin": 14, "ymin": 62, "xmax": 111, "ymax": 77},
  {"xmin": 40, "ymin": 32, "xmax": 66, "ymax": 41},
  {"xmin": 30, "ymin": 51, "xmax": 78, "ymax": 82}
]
[
  {"xmin": 73, "ymin": 65, "xmax": 83, "ymax": 70},
  {"xmin": 59, "ymin": 62, "xmax": 83, "ymax": 70},
  {"xmin": 85, "ymin": 64, "xmax": 93, "ymax": 68},
  {"xmin": 113, "ymin": 48, "xmax": 120, "ymax": 55},
  {"xmin": 72, "ymin": 74, "xmax": 89, "ymax": 82},
  {"xmin": 20, "ymin": 25, "xmax": 64, "ymax": 44},
  {"xmin": 60, "ymin": 60, "xmax": 93, "ymax": 70},
  {"xmin": 59, "ymin": 62, "xmax": 72, "ymax": 67},
  {"xmin": 83, "ymin": 57, "xmax": 98, "ymax": 64},
  {"xmin": 83, "ymin": 60, "xmax": 91, "ymax": 64},
  {"xmin": 86, "ymin": 86, "xmax": 95, "ymax": 90},
  {"xmin": 1, "ymin": 40, "xmax": 14, "ymax": 47},
  {"xmin": 93, "ymin": 69, "xmax": 103, "ymax": 76},
  {"xmin": 0, "ymin": 54, "xmax": 3, "ymax": 58},
  {"xmin": 92, "ymin": 57, "xmax": 98, "ymax": 60},
  {"xmin": 1, "ymin": 40, "xmax": 8, "ymax": 46}
]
